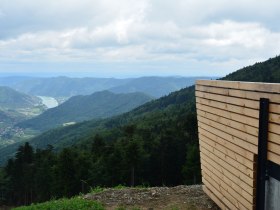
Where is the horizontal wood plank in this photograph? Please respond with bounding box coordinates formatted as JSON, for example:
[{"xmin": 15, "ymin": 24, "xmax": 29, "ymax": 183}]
[
  {"xmin": 196, "ymin": 103, "xmax": 259, "ymax": 128},
  {"xmin": 197, "ymin": 108, "xmax": 280, "ymax": 144},
  {"xmin": 196, "ymin": 80, "xmax": 280, "ymax": 210},
  {"xmin": 196, "ymin": 96, "xmax": 259, "ymax": 118},
  {"xmin": 200, "ymin": 139, "xmax": 255, "ymax": 178},
  {"xmin": 197, "ymin": 109, "xmax": 258, "ymax": 136},
  {"xmin": 202, "ymin": 176, "xmax": 239, "ymax": 210},
  {"xmin": 269, "ymin": 123, "xmax": 280, "ymax": 136},
  {"xmin": 196, "ymin": 84, "xmax": 280, "ymax": 110},
  {"xmin": 196, "ymin": 90, "xmax": 259, "ymax": 110},
  {"xmin": 201, "ymin": 158, "xmax": 254, "ymax": 203},
  {"xmin": 202, "ymin": 170, "xmax": 253, "ymax": 209},
  {"xmin": 196, "ymin": 93, "xmax": 280, "ymax": 125},
  {"xmin": 200, "ymin": 146, "xmax": 255, "ymax": 186},
  {"xmin": 199, "ymin": 128, "xmax": 256, "ymax": 161},
  {"xmin": 202, "ymin": 171, "xmax": 248, "ymax": 210},
  {"xmin": 199, "ymin": 133, "xmax": 256, "ymax": 169},
  {"xmin": 203, "ymin": 186, "xmax": 227, "ymax": 210},
  {"xmin": 267, "ymin": 151, "xmax": 280, "ymax": 165},
  {"xmin": 268, "ymin": 142, "xmax": 280, "ymax": 156},
  {"xmin": 198, "ymin": 121, "xmax": 258, "ymax": 154},
  {"xmin": 198, "ymin": 115, "xmax": 258, "ymax": 145},
  {"xmin": 200, "ymin": 155, "xmax": 255, "ymax": 196},
  {"xmin": 196, "ymin": 80, "xmax": 280, "ymax": 94}
]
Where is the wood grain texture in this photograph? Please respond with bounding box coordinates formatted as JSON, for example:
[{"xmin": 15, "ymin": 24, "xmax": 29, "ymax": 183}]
[
  {"xmin": 196, "ymin": 80, "xmax": 280, "ymax": 210},
  {"xmin": 196, "ymin": 80, "xmax": 280, "ymax": 93}
]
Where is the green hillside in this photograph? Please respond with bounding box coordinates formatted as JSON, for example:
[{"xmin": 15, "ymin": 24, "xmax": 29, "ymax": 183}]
[
  {"xmin": 0, "ymin": 86, "xmax": 41, "ymax": 109},
  {"xmin": 224, "ymin": 56, "xmax": 280, "ymax": 82},
  {"xmin": 10, "ymin": 76, "xmax": 129, "ymax": 97},
  {"xmin": 17, "ymin": 91, "xmax": 153, "ymax": 131}
]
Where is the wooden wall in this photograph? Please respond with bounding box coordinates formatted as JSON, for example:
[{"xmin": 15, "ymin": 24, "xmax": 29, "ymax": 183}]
[{"xmin": 195, "ymin": 80, "xmax": 280, "ymax": 210}]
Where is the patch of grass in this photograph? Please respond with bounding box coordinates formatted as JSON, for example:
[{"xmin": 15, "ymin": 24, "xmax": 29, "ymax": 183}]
[
  {"xmin": 113, "ymin": 184, "xmax": 149, "ymax": 190},
  {"xmin": 133, "ymin": 184, "xmax": 149, "ymax": 189},
  {"xmin": 12, "ymin": 197, "xmax": 104, "ymax": 210},
  {"xmin": 90, "ymin": 186, "xmax": 104, "ymax": 194},
  {"xmin": 113, "ymin": 184, "xmax": 127, "ymax": 189}
]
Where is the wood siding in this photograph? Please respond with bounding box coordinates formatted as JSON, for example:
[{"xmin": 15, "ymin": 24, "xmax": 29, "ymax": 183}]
[{"xmin": 196, "ymin": 80, "xmax": 280, "ymax": 210}]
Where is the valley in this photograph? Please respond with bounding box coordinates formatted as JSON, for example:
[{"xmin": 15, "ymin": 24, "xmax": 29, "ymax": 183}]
[{"xmin": 0, "ymin": 76, "xmax": 203, "ymax": 159}]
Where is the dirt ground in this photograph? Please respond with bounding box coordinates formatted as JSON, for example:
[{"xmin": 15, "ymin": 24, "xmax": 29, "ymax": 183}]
[{"xmin": 84, "ymin": 185, "xmax": 220, "ymax": 210}]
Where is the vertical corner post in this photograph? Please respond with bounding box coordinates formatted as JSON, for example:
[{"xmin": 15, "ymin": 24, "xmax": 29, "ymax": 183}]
[{"xmin": 256, "ymin": 98, "xmax": 269, "ymax": 210}]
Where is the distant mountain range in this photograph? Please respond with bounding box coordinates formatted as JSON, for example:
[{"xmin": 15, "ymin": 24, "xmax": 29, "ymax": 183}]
[
  {"xmin": 0, "ymin": 57, "xmax": 280, "ymax": 164},
  {"xmin": 1, "ymin": 56, "xmax": 280, "ymax": 164},
  {"xmin": 0, "ymin": 86, "xmax": 41, "ymax": 109},
  {"xmin": 5, "ymin": 56, "xmax": 278, "ymax": 156},
  {"xmin": 17, "ymin": 91, "xmax": 153, "ymax": 131},
  {"xmin": 0, "ymin": 76, "xmax": 213, "ymax": 98},
  {"xmin": 108, "ymin": 77, "xmax": 199, "ymax": 98}
]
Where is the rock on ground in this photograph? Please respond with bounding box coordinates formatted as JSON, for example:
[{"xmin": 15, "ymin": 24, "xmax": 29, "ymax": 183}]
[{"xmin": 84, "ymin": 185, "xmax": 219, "ymax": 210}]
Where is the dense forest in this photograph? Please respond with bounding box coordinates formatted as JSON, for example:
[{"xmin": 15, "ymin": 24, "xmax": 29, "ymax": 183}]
[
  {"xmin": 1, "ymin": 56, "xmax": 280, "ymax": 207},
  {"xmin": 0, "ymin": 121, "xmax": 199, "ymax": 206}
]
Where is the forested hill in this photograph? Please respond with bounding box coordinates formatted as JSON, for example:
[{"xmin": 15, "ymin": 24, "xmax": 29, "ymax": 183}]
[
  {"xmin": 32, "ymin": 85, "xmax": 195, "ymax": 147},
  {"xmin": 0, "ymin": 86, "xmax": 41, "ymax": 109},
  {"xmin": 17, "ymin": 91, "xmax": 153, "ymax": 132},
  {"xmin": 223, "ymin": 56, "xmax": 280, "ymax": 82},
  {"xmin": 0, "ymin": 85, "xmax": 196, "ymax": 165}
]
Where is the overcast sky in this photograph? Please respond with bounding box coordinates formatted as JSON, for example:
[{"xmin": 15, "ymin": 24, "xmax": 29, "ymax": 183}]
[{"xmin": 0, "ymin": 0, "xmax": 279, "ymax": 78}]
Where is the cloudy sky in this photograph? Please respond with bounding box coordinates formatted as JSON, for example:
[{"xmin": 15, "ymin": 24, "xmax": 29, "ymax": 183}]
[{"xmin": 0, "ymin": 0, "xmax": 279, "ymax": 78}]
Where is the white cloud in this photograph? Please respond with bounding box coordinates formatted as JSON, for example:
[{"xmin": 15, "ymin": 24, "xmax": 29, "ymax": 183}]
[{"xmin": 0, "ymin": 0, "xmax": 280, "ymax": 76}]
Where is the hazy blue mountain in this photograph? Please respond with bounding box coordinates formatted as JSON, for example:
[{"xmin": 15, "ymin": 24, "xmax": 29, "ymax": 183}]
[
  {"xmin": 0, "ymin": 76, "xmax": 213, "ymax": 98},
  {"xmin": 17, "ymin": 91, "xmax": 153, "ymax": 131},
  {"xmin": 0, "ymin": 86, "xmax": 41, "ymax": 109},
  {"xmin": 0, "ymin": 76, "xmax": 33, "ymax": 86},
  {"xmin": 8, "ymin": 76, "xmax": 131, "ymax": 97},
  {"xmin": 109, "ymin": 76, "xmax": 211, "ymax": 98}
]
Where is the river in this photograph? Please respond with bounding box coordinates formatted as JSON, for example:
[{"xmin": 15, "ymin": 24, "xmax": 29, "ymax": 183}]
[{"xmin": 38, "ymin": 96, "xmax": 59, "ymax": 108}]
